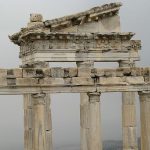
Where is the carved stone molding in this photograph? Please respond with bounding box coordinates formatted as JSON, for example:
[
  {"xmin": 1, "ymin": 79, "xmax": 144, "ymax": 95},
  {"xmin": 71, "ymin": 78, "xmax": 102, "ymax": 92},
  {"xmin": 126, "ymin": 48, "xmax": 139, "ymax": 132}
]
[
  {"xmin": 32, "ymin": 93, "xmax": 46, "ymax": 105},
  {"xmin": 88, "ymin": 92, "xmax": 101, "ymax": 103}
]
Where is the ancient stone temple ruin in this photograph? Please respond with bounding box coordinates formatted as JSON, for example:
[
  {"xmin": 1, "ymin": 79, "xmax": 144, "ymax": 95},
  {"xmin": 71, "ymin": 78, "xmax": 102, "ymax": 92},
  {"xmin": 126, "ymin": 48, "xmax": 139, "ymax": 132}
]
[{"xmin": 2, "ymin": 2, "xmax": 148, "ymax": 150}]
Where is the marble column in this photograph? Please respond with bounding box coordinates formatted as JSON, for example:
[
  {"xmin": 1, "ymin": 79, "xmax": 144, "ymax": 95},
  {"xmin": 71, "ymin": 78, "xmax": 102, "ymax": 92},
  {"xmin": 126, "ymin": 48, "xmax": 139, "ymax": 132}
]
[
  {"xmin": 119, "ymin": 61, "xmax": 138, "ymax": 150},
  {"xmin": 139, "ymin": 92, "xmax": 150, "ymax": 150},
  {"xmin": 23, "ymin": 14, "xmax": 53, "ymax": 150},
  {"xmin": 76, "ymin": 61, "xmax": 94, "ymax": 150},
  {"xmin": 24, "ymin": 94, "xmax": 33, "ymax": 150},
  {"xmin": 23, "ymin": 62, "xmax": 53, "ymax": 150},
  {"xmin": 88, "ymin": 92, "xmax": 102, "ymax": 150},
  {"xmin": 32, "ymin": 93, "xmax": 47, "ymax": 150}
]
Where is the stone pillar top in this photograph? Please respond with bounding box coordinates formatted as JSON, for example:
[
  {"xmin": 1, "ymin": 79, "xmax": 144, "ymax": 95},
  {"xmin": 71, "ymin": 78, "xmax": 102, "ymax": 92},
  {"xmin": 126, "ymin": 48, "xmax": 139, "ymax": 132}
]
[
  {"xmin": 32, "ymin": 93, "xmax": 46, "ymax": 98},
  {"xmin": 139, "ymin": 91, "xmax": 150, "ymax": 102},
  {"xmin": 119, "ymin": 60, "xmax": 135, "ymax": 68},
  {"xmin": 30, "ymin": 14, "xmax": 43, "ymax": 22},
  {"xmin": 139, "ymin": 91, "xmax": 150, "ymax": 96},
  {"xmin": 88, "ymin": 92, "xmax": 101, "ymax": 103},
  {"xmin": 88, "ymin": 92, "xmax": 101, "ymax": 96},
  {"xmin": 31, "ymin": 93, "xmax": 46, "ymax": 105}
]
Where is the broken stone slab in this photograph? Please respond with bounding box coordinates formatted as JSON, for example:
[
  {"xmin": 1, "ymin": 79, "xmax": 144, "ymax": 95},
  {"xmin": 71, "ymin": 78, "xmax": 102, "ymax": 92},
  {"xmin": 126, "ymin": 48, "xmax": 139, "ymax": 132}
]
[
  {"xmin": 44, "ymin": 2, "xmax": 122, "ymax": 30},
  {"xmin": 30, "ymin": 14, "xmax": 43, "ymax": 22}
]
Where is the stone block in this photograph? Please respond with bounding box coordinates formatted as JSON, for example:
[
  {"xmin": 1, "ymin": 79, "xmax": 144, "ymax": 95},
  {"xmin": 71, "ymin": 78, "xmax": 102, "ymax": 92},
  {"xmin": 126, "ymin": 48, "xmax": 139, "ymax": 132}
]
[
  {"xmin": 0, "ymin": 69, "xmax": 7, "ymax": 77},
  {"xmin": 23, "ymin": 69, "xmax": 36, "ymax": 78},
  {"xmin": 30, "ymin": 14, "xmax": 43, "ymax": 22},
  {"xmin": 23, "ymin": 68, "xmax": 45, "ymax": 78},
  {"xmin": 99, "ymin": 77, "xmax": 127, "ymax": 85},
  {"xmin": 116, "ymin": 70, "xmax": 124, "ymax": 77},
  {"xmin": 0, "ymin": 78, "xmax": 7, "ymax": 86},
  {"xmin": 16, "ymin": 78, "xmax": 38, "ymax": 86},
  {"xmin": 40, "ymin": 78, "xmax": 65, "ymax": 85},
  {"xmin": 64, "ymin": 78, "xmax": 72, "ymax": 85},
  {"xmin": 94, "ymin": 69, "xmax": 105, "ymax": 77},
  {"xmin": 121, "ymin": 68, "xmax": 131, "ymax": 76},
  {"xmin": 72, "ymin": 77, "xmax": 94, "ymax": 85},
  {"xmin": 104, "ymin": 69, "xmax": 116, "ymax": 77},
  {"xmin": 27, "ymin": 22, "xmax": 43, "ymax": 28},
  {"xmin": 51, "ymin": 67, "xmax": 64, "ymax": 78},
  {"xmin": 43, "ymin": 68, "xmax": 51, "ymax": 77},
  {"xmin": 7, "ymin": 78, "xmax": 16, "ymax": 86},
  {"xmin": 64, "ymin": 68, "xmax": 77, "ymax": 77},
  {"xmin": 126, "ymin": 77, "xmax": 145, "ymax": 84},
  {"xmin": 13, "ymin": 69, "xmax": 23, "ymax": 78},
  {"xmin": 78, "ymin": 68, "xmax": 92, "ymax": 77}
]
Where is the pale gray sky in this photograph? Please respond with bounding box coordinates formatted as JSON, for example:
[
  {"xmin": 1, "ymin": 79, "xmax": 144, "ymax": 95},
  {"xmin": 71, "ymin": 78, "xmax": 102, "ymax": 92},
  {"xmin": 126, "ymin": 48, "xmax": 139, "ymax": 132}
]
[{"xmin": 0, "ymin": 0, "xmax": 149, "ymax": 150}]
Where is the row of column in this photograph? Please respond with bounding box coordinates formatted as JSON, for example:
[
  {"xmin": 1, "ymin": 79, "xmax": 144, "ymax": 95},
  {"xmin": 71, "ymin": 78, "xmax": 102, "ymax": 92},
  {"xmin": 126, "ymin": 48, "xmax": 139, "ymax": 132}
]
[
  {"xmin": 24, "ymin": 91, "xmax": 102, "ymax": 150},
  {"xmin": 23, "ymin": 62, "xmax": 150, "ymax": 150},
  {"xmin": 24, "ymin": 93, "xmax": 53, "ymax": 150},
  {"xmin": 24, "ymin": 90, "xmax": 150, "ymax": 150}
]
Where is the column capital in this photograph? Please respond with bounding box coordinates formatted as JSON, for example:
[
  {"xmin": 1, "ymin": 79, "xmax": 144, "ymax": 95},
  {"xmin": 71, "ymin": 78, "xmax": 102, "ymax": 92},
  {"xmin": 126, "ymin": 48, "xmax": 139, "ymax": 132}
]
[
  {"xmin": 119, "ymin": 60, "xmax": 135, "ymax": 68},
  {"xmin": 138, "ymin": 91, "xmax": 150, "ymax": 96},
  {"xmin": 32, "ymin": 93, "xmax": 46, "ymax": 98},
  {"xmin": 32, "ymin": 93, "xmax": 46, "ymax": 105},
  {"xmin": 139, "ymin": 91, "xmax": 150, "ymax": 102},
  {"xmin": 88, "ymin": 92, "xmax": 101, "ymax": 103}
]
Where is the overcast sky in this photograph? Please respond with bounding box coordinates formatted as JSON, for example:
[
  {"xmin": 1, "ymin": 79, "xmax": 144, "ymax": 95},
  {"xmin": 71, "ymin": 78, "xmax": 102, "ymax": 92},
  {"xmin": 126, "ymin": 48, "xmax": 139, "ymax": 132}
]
[{"xmin": 0, "ymin": 0, "xmax": 150, "ymax": 150}]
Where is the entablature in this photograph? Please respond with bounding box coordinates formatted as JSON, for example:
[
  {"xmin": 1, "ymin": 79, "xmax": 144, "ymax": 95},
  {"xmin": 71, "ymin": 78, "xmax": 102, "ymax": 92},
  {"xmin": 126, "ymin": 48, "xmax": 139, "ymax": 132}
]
[
  {"xmin": 9, "ymin": 32, "xmax": 141, "ymax": 64},
  {"xmin": 0, "ymin": 67, "xmax": 149, "ymax": 94}
]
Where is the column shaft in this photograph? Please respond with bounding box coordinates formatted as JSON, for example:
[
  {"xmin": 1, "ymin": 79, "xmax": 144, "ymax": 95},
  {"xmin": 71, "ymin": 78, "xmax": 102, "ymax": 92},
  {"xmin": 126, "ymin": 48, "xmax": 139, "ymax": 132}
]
[
  {"xmin": 32, "ymin": 93, "xmax": 47, "ymax": 150},
  {"xmin": 119, "ymin": 61, "xmax": 138, "ymax": 150},
  {"xmin": 122, "ymin": 92, "xmax": 137, "ymax": 149},
  {"xmin": 139, "ymin": 92, "xmax": 150, "ymax": 150},
  {"xmin": 88, "ymin": 92, "xmax": 102, "ymax": 150},
  {"xmin": 45, "ymin": 95, "xmax": 53, "ymax": 150},
  {"xmin": 24, "ymin": 94, "xmax": 33, "ymax": 150},
  {"xmin": 23, "ymin": 62, "xmax": 53, "ymax": 150},
  {"xmin": 76, "ymin": 61, "xmax": 94, "ymax": 150}
]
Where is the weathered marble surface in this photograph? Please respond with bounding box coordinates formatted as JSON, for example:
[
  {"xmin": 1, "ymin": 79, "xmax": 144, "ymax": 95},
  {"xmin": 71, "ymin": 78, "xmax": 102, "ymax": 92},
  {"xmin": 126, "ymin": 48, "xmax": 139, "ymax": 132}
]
[
  {"xmin": 139, "ymin": 92, "xmax": 150, "ymax": 150},
  {"xmin": 6, "ymin": 2, "xmax": 150, "ymax": 150},
  {"xmin": 0, "ymin": 67, "xmax": 149, "ymax": 94}
]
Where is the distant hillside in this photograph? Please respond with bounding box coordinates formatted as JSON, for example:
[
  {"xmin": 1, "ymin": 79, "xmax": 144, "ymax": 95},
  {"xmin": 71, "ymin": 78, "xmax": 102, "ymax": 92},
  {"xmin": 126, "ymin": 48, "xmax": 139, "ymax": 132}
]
[
  {"xmin": 103, "ymin": 140, "xmax": 122, "ymax": 150},
  {"xmin": 56, "ymin": 138, "xmax": 141, "ymax": 150},
  {"xmin": 104, "ymin": 138, "xmax": 141, "ymax": 150}
]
